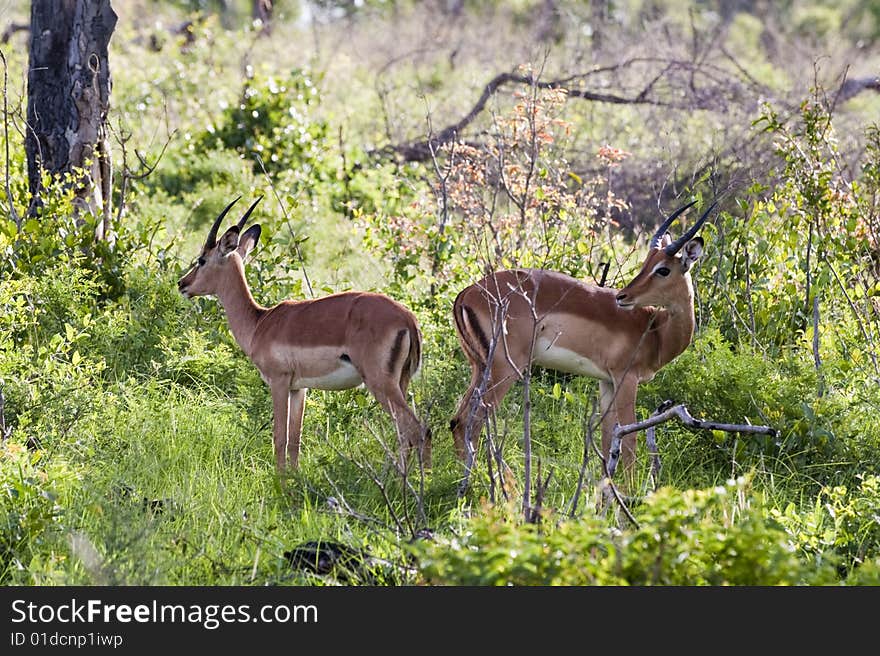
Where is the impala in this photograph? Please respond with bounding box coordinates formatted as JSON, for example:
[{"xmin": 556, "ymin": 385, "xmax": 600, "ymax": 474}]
[
  {"xmin": 449, "ymin": 200, "xmax": 714, "ymax": 476},
  {"xmin": 178, "ymin": 196, "xmax": 430, "ymax": 472}
]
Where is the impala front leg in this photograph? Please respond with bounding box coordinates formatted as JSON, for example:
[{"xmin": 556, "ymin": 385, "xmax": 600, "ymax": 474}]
[
  {"xmin": 614, "ymin": 376, "xmax": 639, "ymax": 477},
  {"xmin": 600, "ymin": 376, "xmax": 638, "ymax": 481},
  {"xmin": 287, "ymin": 389, "xmax": 306, "ymax": 469},
  {"xmin": 269, "ymin": 377, "xmax": 292, "ymax": 472}
]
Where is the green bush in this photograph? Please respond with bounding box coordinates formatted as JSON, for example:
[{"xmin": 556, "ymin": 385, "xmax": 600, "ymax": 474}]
[
  {"xmin": 0, "ymin": 442, "xmax": 78, "ymax": 584},
  {"xmin": 416, "ymin": 477, "xmax": 835, "ymax": 585},
  {"xmin": 771, "ymin": 474, "xmax": 880, "ymax": 575},
  {"xmin": 198, "ymin": 68, "xmax": 329, "ymax": 185},
  {"xmin": 644, "ymin": 328, "xmax": 853, "ymax": 472}
]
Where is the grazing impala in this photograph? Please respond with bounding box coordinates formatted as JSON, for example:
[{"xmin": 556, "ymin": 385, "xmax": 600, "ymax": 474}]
[
  {"xmin": 178, "ymin": 197, "xmax": 430, "ymax": 472},
  {"xmin": 449, "ymin": 200, "xmax": 714, "ymax": 476}
]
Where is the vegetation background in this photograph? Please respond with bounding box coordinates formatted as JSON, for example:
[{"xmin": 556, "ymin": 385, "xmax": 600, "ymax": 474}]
[{"xmin": 1, "ymin": 0, "xmax": 880, "ymax": 585}]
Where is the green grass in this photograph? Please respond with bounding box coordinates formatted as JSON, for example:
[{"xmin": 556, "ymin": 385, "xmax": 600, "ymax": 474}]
[{"xmin": 3, "ymin": 1, "xmax": 880, "ymax": 586}]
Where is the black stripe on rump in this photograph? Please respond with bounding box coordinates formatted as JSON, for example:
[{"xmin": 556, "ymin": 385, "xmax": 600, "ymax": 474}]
[
  {"xmin": 463, "ymin": 305, "xmax": 491, "ymax": 357},
  {"xmin": 388, "ymin": 329, "xmax": 407, "ymax": 373}
]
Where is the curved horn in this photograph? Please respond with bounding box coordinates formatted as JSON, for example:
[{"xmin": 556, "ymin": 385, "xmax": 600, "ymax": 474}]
[
  {"xmin": 649, "ymin": 200, "xmax": 698, "ymax": 250},
  {"xmin": 206, "ymin": 196, "xmax": 241, "ymax": 248},
  {"xmin": 235, "ymin": 196, "xmax": 263, "ymax": 232},
  {"xmin": 664, "ymin": 201, "xmax": 717, "ymax": 255}
]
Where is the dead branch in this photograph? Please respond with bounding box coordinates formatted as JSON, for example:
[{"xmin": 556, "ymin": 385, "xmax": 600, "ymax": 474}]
[
  {"xmin": 382, "ymin": 70, "xmax": 670, "ymax": 162},
  {"xmin": 0, "ymin": 49, "xmax": 20, "ymax": 230},
  {"xmin": 645, "ymin": 423, "xmax": 661, "ymax": 491},
  {"xmin": 111, "ymin": 119, "xmax": 176, "ymax": 226},
  {"xmin": 457, "ymin": 298, "xmax": 507, "ymax": 498},
  {"xmin": 606, "ymin": 401, "xmax": 778, "ymax": 479},
  {"xmin": 567, "ymin": 396, "xmax": 599, "ymax": 518},
  {"xmin": 377, "ymin": 56, "xmax": 770, "ymax": 163},
  {"xmin": 0, "ymin": 385, "xmax": 9, "ymax": 442},
  {"xmin": 0, "ymin": 23, "xmax": 28, "ymax": 45},
  {"xmin": 363, "ymin": 420, "xmax": 428, "ymax": 531}
]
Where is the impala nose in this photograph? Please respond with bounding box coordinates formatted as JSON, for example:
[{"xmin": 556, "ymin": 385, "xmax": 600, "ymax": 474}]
[{"xmin": 616, "ymin": 291, "xmax": 633, "ymax": 308}]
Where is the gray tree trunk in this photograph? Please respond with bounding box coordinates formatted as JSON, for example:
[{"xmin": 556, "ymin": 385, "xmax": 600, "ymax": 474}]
[{"xmin": 25, "ymin": 0, "xmax": 117, "ymax": 241}]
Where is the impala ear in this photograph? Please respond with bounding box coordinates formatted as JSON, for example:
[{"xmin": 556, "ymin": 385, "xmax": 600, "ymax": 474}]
[
  {"xmin": 237, "ymin": 224, "xmax": 262, "ymax": 260},
  {"xmin": 218, "ymin": 227, "xmax": 240, "ymax": 256},
  {"xmin": 680, "ymin": 237, "xmax": 704, "ymax": 272}
]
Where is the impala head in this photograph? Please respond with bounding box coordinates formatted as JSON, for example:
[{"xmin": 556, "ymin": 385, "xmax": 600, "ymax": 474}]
[
  {"xmin": 178, "ymin": 196, "xmax": 263, "ymax": 298},
  {"xmin": 615, "ymin": 200, "xmax": 715, "ymax": 310}
]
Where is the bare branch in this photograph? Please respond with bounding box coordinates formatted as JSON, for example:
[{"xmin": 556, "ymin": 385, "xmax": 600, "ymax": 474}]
[
  {"xmin": 0, "ymin": 49, "xmax": 20, "ymax": 230},
  {"xmin": 606, "ymin": 401, "xmax": 778, "ymax": 479},
  {"xmin": 254, "ymin": 153, "xmax": 315, "ymax": 299},
  {"xmin": 0, "ymin": 384, "xmax": 10, "ymax": 442},
  {"xmin": 377, "ymin": 56, "xmax": 770, "ymax": 163},
  {"xmin": 0, "ymin": 23, "xmax": 28, "ymax": 45},
  {"xmin": 567, "ymin": 395, "xmax": 599, "ymax": 517},
  {"xmin": 813, "ymin": 295, "xmax": 824, "ymax": 398}
]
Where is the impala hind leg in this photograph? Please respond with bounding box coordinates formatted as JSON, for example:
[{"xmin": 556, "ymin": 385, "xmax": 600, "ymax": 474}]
[
  {"xmin": 450, "ymin": 358, "xmax": 520, "ymax": 461},
  {"xmin": 450, "ymin": 362, "xmax": 484, "ymax": 460},
  {"xmin": 365, "ymin": 379, "xmax": 428, "ymax": 471},
  {"xmin": 356, "ymin": 328, "xmax": 430, "ymax": 470}
]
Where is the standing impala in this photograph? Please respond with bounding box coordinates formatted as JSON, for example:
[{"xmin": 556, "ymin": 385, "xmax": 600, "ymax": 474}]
[
  {"xmin": 449, "ymin": 200, "xmax": 714, "ymax": 476},
  {"xmin": 178, "ymin": 196, "xmax": 430, "ymax": 472}
]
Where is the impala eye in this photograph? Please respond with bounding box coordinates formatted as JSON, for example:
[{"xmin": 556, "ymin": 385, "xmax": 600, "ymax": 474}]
[
  {"xmin": 197, "ymin": 257, "xmax": 206, "ymax": 266},
  {"xmin": 654, "ymin": 266, "xmax": 671, "ymax": 277}
]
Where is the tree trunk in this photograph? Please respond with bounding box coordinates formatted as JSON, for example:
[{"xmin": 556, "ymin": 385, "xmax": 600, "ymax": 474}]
[
  {"xmin": 590, "ymin": 0, "xmax": 607, "ymax": 53},
  {"xmin": 25, "ymin": 0, "xmax": 117, "ymax": 241},
  {"xmin": 253, "ymin": 0, "xmax": 273, "ymax": 35}
]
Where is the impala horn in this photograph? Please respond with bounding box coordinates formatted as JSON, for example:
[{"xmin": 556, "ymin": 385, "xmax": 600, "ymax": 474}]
[
  {"xmin": 648, "ymin": 200, "xmax": 698, "ymax": 250},
  {"xmin": 205, "ymin": 196, "xmax": 241, "ymax": 248},
  {"xmin": 234, "ymin": 196, "xmax": 264, "ymax": 232},
  {"xmin": 663, "ymin": 201, "xmax": 717, "ymax": 256}
]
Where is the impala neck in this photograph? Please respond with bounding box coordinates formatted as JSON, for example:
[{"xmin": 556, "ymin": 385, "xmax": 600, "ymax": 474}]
[
  {"xmin": 653, "ymin": 282, "xmax": 696, "ymax": 369},
  {"xmin": 214, "ymin": 255, "xmax": 266, "ymax": 357}
]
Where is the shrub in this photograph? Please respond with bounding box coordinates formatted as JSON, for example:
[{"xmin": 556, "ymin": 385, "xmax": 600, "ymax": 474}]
[{"xmin": 416, "ymin": 477, "xmax": 834, "ymax": 585}]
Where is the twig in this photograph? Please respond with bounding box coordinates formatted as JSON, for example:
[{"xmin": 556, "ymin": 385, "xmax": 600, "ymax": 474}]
[
  {"xmin": 321, "ymin": 455, "xmax": 404, "ymax": 535},
  {"xmin": 596, "ymin": 261, "xmax": 610, "ymax": 287},
  {"xmin": 527, "ymin": 460, "xmax": 552, "ymax": 524},
  {"xmin": 0, "ymin": 49, "xmax": 20, "ymax": 230},
  {"xmin": 111, "ymin": 119, "xmax": 176, "ymax": 225},
  {"xmin": 821, "ymin": 252, "xmax": 879, "ymax": 376},
  {"xmin": 813, "ymin": 295, "xmax": 824, "ymax": 398},
  {"xmin": 645, "ymin": 424, "xmax": 662, "ymax": 490},
  {"xmin": 0, "ymin": 384, "xmax": 9, "ymax": 441},
  {"xmin": 607, "ymin": 402, "xmax": 778, "ymax": 479},
  {"xmin": 567, "ymin": 395, "xmax": 598, "ymax": 517},
  {"xmin": 363, "ymin": 420, "xmax": 428, "ymax": 531},
  {"xmin": 426, "ymin": 120, "xmax": 453, "ymax": 297},
  {"xmin": 458, "ymin": 297, "xmax": 506, "ymax": 498},
  {"xmin": 742, "ymin": 236, "xmax": 757, "ymax": 349},
  {"xmin": 0, "ymin": 23, "xmax": 28, "ymax": 45},
  {"xmin": 254, "ymin": 153, "xmax": 315, "ymax": 298}
]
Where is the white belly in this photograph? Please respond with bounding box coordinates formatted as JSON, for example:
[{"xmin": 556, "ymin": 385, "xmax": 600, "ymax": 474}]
[
  {"xmin": 293, "ymin": 361, "xmax": 363, "ymax": 390},
  {"xmin": 533, "ymin": 338, "xmax": 609, "ymax": 380}
]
